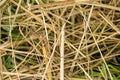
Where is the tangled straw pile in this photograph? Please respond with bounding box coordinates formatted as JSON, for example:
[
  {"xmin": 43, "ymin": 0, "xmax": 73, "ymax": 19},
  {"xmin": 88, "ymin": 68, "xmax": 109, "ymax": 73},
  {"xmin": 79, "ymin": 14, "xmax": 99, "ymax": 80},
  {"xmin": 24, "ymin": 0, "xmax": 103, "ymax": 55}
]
[{"xmin": 0, "ymin": 0, "xmax": 120, "ymax": 80}]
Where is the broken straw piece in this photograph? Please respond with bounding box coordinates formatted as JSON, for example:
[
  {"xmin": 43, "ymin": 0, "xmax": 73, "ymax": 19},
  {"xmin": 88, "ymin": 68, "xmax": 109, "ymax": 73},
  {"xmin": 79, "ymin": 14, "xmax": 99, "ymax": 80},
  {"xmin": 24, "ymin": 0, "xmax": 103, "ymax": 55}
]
[
  {"xmin": 74, "ymin": 0, "xmax": 91, "ymax": 2},
  {"xmin": 54, "ymin": 0, "xmax": 91, "ymax": 2}
]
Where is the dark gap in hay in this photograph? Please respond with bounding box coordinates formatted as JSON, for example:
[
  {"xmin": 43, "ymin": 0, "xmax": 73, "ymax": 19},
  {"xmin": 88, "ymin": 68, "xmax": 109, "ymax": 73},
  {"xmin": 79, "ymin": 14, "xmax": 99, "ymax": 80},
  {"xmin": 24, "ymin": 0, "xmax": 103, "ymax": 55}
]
[
  {"xmin": 100, "ymin": 0, "xmax": 112, "ymax": 4},
  {"xmin": 15, "ymin": 45, "xmax": 31, "ymax": 52},
  {"xmin": 2, "ymin": 54, "xmax": 14, "ymax": 70},
  {"xmin": 114, "ymin": 34, "xmax": 120, "ymax": 39},
  {"xmin": 0, "ymin": 27, "xmax": 8, "ymax": 42},
  {"xmin": 73, "ymin": 14, "xmax": 84, "ymax": 24},
  {"xmin": 80, "ymin": 4, "xmax": 92, "ymax": 9},
  {"xmin": 112, "ymin": 55, "xmax": 120, "ymax": 65},
  {"xmin": 109, "ymin": 56, "xmax": 120, "ymax": 66}
]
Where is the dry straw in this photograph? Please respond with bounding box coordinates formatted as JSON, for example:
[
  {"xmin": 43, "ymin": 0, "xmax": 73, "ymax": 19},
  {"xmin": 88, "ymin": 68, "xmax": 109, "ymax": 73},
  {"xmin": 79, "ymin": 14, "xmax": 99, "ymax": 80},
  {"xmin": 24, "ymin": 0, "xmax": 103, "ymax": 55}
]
[{"xmin": 0, "ymin": 0, "xmax": 120, "ymax": 80}]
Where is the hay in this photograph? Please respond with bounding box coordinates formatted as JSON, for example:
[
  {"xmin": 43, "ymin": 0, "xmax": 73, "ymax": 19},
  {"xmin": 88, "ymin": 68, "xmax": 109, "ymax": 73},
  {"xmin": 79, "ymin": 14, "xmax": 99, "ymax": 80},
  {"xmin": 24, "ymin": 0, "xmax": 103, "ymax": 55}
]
[{"xmin": 0, "ymin": 0, "xmax": 120, "ymax": 80}]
